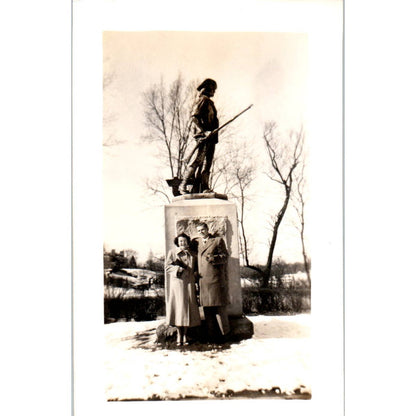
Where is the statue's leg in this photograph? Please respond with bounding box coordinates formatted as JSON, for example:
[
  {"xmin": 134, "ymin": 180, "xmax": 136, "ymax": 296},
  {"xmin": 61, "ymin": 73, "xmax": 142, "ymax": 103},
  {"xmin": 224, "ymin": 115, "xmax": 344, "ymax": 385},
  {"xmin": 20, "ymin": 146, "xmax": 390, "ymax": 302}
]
[
  {"xmin": 200, "ymin": 172, "xmax": 210, "ymax": 192},
  {"xmin": 179, "ymin": 145, "xmax": 206, "ymax": 194},
  {"xmin": 191, "ymin": 166, "xmax": 202, "ymax": 193},
  {"xmin": 179, "ymin": 166, "xmax": 195, "ymax": 194},
  {"xmin": 201, "ymin": 142, "xmax": 216, "ymax": 192}
]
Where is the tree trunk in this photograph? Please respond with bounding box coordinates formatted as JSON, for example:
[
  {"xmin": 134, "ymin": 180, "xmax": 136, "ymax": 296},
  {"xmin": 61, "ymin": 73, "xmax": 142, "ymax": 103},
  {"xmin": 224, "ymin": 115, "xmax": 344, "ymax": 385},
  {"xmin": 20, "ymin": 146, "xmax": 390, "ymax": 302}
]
[
  {"xmin": 239, "ymin": 194, "xmax": 250, "ymax": 267},
  {"xmin": 245, "ymin": 264, "xmax": 266, "ymax": 283},
  {"xmin": 300, "ymin": 226, "xmax": 311, "ymax": 286},
  {"xmin": 263, "ymin": 187, "xmax": 291, "ymax": 288}
]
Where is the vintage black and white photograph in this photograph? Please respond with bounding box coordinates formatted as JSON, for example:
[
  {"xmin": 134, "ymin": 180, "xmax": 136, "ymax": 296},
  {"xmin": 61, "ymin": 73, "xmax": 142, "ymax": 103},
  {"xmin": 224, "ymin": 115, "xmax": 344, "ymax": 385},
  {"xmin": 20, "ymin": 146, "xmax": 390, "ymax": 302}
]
[
  {"xmin": 73, "ymin": 0, "xmax": 343, "ymax": 413},
  {"xmin": 103, "ymin": 30, "xmax": 310, "ymax": 401}
]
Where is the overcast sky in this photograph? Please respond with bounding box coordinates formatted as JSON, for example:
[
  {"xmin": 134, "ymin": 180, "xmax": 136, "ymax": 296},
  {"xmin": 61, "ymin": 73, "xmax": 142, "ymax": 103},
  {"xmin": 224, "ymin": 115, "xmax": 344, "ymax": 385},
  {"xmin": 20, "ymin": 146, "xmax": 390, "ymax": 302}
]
[{"xmin": 103, "ymin": 31, "xmax": 310, "ymax": 263}]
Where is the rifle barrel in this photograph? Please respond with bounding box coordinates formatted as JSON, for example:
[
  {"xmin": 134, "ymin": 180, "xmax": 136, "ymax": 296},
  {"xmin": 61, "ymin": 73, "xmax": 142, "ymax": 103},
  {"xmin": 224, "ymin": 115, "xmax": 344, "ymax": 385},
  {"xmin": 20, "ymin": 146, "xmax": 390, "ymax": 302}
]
[
  {"xmin": 213, "ymin": 104, "xmax": 253, "ymax": 134},
  {"xmin": 185, "ymin": 104, "xmax": 253, "ymax": 165}
]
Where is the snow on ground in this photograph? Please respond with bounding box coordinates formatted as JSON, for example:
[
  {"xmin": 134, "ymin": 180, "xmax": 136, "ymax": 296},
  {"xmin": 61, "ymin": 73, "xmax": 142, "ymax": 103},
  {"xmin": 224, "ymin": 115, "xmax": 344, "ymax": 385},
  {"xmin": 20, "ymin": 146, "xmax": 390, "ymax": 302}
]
[{"xmin": 104, "ymin": 314, "xmax": 311, "ymax": 401}]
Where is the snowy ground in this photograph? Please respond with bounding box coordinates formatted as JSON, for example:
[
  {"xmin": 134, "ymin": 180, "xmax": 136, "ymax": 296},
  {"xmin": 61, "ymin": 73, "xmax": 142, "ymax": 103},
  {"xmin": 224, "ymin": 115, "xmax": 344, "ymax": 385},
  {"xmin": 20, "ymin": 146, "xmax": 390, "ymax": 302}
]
[{"xmin": 104, "ymin": 314, "xmax": 311, "ymax": 401}]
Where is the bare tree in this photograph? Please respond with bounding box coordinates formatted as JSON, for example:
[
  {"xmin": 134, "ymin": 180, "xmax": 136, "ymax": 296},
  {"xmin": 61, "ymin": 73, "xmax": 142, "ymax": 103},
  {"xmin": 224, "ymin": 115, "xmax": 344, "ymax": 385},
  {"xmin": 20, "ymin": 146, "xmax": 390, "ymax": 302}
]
[
  {"xmin": 250, "ymin": 122, "xmax": 305, "ymax": 288},
  {"xmin": 234, "ymin": 162, "xmax": 255, "ymax": 267},
  {"xmin": 103, "ymin": 56, "xmax": 126, "ymax": 147},
  {"xmin": 123, "ymin": 249, "xmax": 139, "ymax": 266},
  {"xmin": 216, "ymin": 142, "xmax": 256, "ymax": 266},
  {"xmin": 143, "ymin": 75, "xmax": 199, "ymax": 179},
  {"xmin": 145, "ymin": 177, "xmax": 173, "ymax": 204},
  {"xmin": 292, "ymin": 160, "xmax": 311, "ymax": 286},
  {"xmin": 142, "ymin": 75, "xmax": 244, "ymax": 201},
  {"xmin": 208, "ymin": 146, "xmax": 238, "ymax": 195}
]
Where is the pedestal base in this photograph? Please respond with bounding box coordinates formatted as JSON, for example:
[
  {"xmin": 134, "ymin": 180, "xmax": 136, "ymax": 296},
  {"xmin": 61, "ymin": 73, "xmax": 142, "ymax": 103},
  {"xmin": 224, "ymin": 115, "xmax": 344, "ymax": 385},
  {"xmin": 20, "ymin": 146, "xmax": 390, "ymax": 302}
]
[
  {"xmin": 165, "ymin": 196, "xmax": 242, "ymax": 316},
  {"xmin": 156, "ymin": 316, "xmax": 253, "ymax": 347},
  {"xmin": 173, "ymin": 192, "xmax": 228, "ymax": 201}
]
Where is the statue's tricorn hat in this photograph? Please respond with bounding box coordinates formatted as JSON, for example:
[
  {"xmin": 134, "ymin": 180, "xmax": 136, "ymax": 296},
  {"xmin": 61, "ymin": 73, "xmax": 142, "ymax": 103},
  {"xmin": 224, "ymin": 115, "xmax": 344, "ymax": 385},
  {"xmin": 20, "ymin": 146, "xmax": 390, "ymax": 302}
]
[{"xmin": 197, "ymin": 78, "xmax": 217, "ymax": 91}]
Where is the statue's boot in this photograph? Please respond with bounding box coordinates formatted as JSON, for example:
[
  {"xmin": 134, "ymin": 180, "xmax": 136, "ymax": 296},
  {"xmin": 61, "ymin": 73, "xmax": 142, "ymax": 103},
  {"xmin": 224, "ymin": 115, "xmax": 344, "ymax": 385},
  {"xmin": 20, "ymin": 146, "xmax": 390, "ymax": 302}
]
[
  {"xmin": 201, "ymin": 171, "xmax": 212, "ymax": 193},
  {"xmin": 179, "ymin": 167, "xmax": 195, "ymax": 195}
]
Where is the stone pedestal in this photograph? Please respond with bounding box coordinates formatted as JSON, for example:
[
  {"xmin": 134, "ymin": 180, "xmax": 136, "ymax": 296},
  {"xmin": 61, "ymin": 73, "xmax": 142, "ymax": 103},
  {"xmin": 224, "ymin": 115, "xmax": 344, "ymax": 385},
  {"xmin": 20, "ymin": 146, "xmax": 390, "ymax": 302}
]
[
  {"xmin": 162, "ymin": 193, "xmax": 253, "ymax": 345},
  {"xmin": 165, "ymin": 193, "xmax": 242, "ymax": 316}
]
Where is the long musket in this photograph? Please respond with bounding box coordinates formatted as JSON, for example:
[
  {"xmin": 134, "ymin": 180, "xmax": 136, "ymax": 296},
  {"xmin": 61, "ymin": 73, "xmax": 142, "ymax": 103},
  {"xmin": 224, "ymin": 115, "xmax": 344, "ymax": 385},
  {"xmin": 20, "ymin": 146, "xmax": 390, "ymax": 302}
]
[{"xmin": 185, "ymin": 104, "xmax": 253, "ymax": 165}]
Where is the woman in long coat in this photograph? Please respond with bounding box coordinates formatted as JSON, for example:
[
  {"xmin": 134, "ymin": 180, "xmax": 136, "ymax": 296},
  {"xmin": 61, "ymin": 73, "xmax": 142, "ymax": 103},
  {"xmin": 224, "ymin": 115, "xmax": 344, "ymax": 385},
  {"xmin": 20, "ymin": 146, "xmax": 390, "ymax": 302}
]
[{"xmin": 165, "ymin": 233, "xmax": 201, "ymax": 345}]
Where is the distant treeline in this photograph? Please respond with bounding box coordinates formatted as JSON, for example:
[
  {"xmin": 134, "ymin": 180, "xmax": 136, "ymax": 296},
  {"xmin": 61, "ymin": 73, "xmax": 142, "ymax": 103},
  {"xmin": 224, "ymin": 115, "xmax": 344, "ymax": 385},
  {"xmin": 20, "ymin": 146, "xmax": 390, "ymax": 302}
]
[
  {"xmin": 105, "ymin": 249, "xmax": 309, "ymax": 277},
  {"xmin": 104, "ymin": 249, "xmax": 164, "ymax": 272}
]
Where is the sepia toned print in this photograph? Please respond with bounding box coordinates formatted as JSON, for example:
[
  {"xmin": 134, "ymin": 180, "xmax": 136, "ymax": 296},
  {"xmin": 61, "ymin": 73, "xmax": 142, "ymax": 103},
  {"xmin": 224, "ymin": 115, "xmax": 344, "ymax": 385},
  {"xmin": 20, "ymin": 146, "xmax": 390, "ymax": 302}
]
[{"xmin": 103, "ymin": 31, "xmax": 312, "ymax": 401}]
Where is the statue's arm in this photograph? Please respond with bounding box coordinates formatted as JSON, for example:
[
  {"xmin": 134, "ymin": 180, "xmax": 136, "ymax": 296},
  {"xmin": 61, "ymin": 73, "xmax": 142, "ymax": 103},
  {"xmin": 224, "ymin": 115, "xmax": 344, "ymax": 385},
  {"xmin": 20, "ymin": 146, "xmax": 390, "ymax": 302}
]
[{"xmin": 192, "ymin": 97, "xmax": 211, "ymax": 136}]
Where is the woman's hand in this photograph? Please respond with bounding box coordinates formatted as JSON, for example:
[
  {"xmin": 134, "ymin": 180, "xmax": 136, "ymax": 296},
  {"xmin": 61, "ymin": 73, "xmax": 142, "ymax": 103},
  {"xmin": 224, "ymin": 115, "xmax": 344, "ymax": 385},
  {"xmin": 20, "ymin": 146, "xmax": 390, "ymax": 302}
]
[{"xmin": 172, "ymin": 258, "xmax": 188, "ymax": 269}]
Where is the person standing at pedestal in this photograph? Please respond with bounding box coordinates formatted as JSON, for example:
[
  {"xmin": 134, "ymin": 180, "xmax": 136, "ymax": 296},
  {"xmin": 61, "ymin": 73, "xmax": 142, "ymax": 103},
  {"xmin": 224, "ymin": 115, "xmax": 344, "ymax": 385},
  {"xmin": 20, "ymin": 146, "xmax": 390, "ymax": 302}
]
[
  {"xmin": 165, "ymin": 233, "xmax": 201, "ymax": 346},
  {"xmin": 179, "ymin": 78, "xmax": 219, "ymax": 195},
  {"xmin": 193, "ymin": 222, "xmax": 230, "ymax": 342}
]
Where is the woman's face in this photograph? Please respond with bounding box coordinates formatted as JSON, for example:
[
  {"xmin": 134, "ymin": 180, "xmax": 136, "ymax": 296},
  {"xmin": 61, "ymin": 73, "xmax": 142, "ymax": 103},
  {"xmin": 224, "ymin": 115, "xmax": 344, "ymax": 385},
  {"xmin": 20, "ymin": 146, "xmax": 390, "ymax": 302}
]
[{"xmin": 178, "ymin": 236, "xmax": 189, "ymax": 250}]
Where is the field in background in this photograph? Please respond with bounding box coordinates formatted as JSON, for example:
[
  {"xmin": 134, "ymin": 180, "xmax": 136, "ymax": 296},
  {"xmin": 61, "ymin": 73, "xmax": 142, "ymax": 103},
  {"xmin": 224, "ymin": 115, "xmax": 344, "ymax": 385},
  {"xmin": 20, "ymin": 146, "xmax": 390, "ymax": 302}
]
[{"xmin": 104, "ymin": 269, "xmax": 311, "ymax": 323}]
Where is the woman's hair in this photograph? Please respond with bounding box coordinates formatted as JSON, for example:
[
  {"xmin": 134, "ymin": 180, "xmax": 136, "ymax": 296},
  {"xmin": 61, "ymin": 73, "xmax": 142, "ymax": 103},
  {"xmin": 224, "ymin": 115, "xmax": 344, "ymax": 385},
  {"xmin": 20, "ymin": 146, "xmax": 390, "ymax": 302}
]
[{"xmin": 174, "ymin": 233, "xmax": 191, "ymax": 247}]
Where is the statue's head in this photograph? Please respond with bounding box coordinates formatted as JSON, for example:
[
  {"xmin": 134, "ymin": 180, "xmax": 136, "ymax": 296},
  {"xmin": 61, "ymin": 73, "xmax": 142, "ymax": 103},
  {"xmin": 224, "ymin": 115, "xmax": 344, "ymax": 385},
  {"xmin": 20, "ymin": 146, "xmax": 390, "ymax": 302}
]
[{"xmin": 197, "ymin": 78, "xmax": 217, "ymax": 97}]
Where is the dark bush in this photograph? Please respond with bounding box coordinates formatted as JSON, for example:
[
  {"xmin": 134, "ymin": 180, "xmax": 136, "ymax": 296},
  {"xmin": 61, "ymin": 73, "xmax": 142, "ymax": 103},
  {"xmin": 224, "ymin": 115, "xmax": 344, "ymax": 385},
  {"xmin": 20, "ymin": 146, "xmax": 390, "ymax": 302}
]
[
  {"xmin": 105, "ymin": 274, "xmax": 130, "ymax": 288},
  {"xmin": 242, "ymin": 286, "xmax": 310, "ymax": 315},
  {"xmin": 151, "ymin": 272, "xmax": 165, "ymax": 288},
  {"xmin": 104, "ymin": 295, "xmax": 165, "ymax": 323}
]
